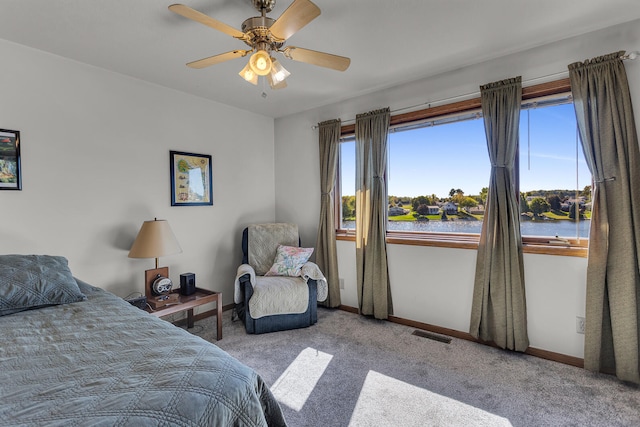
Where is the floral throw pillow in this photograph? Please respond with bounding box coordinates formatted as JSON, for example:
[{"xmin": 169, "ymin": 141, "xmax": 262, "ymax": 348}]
[{"xmin": 264, "ymin": 245, "xmax": 314, "ymax": 277}]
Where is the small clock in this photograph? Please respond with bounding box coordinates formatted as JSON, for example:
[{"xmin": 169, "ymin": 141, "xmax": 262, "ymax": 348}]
[{"xmin": 152, "ymin": 274, "xmax": 173, "ymax": 295}]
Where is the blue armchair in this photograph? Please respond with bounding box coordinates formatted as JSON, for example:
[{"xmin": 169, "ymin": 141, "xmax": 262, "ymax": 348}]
[{"xmin": 234, "ymin": 223, "xmax": 324, "ymax": 334}]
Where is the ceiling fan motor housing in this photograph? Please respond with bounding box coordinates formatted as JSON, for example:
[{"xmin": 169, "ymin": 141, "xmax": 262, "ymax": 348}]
[{"xmin": 241, "ymin": 16, "xmax": 284, "ymax": 50}]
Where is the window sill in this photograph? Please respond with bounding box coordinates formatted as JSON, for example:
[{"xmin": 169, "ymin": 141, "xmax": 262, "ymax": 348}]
[{"xmin": 336, "ymin": 231, "xmax": 588, "ymax": 257}]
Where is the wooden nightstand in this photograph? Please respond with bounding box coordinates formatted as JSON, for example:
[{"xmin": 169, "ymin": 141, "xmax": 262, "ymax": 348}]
[{"xmin": 146, "ymin": 287, "xmax": 222, "ymax": 340}]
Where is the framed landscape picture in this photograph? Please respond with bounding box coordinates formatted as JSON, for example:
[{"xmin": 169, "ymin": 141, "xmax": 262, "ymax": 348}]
[
  {"xmin": 0, "ymin": 129, "xmax": 21, "ymax": 190},
  {"xmin": 170, "ymin": 151, "xmax": 213, "ymax": 206}
]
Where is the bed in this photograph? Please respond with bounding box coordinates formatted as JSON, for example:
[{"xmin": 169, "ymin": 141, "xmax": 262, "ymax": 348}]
[{"xmin": 0, "ymin": 254, "xmax": 287, "ymax": 426}]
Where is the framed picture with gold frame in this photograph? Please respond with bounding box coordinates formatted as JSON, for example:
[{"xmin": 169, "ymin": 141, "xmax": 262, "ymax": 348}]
[
  {"xmin": 170, "ymin": 151, "xmax": 213, "ymax": 206},
  {"xmin": 0, "ymin": 129, "xmax": 21, "ymax": 191}
]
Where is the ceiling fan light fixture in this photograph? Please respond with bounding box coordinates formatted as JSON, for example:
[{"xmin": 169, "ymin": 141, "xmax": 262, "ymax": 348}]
[
  {"xmin": 267, "ymin": 72, "xmax": 288, "ymax": 89},
  {"xmin": 239, "ymin": 62, "xmax": 259, "ymax": 85},
  {"xmin": 249, "ymin": 50, "xmax": 272, "ymax": 76},
  {"xmin": 270, "ymin": 59, "xmax": 290, "ymax": 84}
]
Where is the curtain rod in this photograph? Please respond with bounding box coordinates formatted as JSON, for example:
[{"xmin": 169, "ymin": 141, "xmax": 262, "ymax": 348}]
[{"xmin": 312, "ymin": 51, "xmax": 639, "ymax": 129}]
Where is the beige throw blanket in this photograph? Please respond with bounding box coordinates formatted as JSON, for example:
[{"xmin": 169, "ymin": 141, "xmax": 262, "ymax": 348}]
[
  {"xmin": 248, "ymin": 223, "xmax": 299, "ymax": 276},
  {"xmin": 234, "ymin": 262, "xmax": 328, "ymax": 319}
]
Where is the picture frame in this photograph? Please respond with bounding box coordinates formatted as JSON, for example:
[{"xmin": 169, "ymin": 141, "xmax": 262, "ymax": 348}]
[
  {"xmin": 0, "ymin": 129, "xmax": 21, "ymax": 191},
  {"xmin": 170, "ymin": 150, "xmax": 213, "ymax": 206}
]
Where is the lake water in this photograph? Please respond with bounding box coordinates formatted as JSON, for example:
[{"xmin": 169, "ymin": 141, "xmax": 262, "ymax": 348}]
[{"xmin": 342, "ymin": 219, "xmax": 590, "ymax": 238}]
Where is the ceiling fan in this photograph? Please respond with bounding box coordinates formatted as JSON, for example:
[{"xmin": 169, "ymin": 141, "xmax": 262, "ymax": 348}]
[{"xmin": 169, "ymin": 0, "xmax": 351, "ymax": 89}]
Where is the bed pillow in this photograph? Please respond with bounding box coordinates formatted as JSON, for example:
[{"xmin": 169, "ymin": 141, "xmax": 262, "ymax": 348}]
[
  {"xmin": 264, "ymin": 245, "xmax": 314, "ymax": 277},
  {"xmin": 0, "ymin": 254, "xmax": 87, "ymax": 316}
]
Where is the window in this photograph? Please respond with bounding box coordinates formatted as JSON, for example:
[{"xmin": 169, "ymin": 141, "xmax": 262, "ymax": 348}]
[
  {"xmin": 386, "ymin": 112, "xmax": 489, "ymax": 234},
  {"xmin": 518, "ymin": 97, "xmax": 591, "ymax": 241},
  {"xmin": 336, "ymin": 79, "xmax": 589, "ymax": 256},
  {"xmin": 339, "ymin": 137, "xmax": 355, "ymax": 228}
]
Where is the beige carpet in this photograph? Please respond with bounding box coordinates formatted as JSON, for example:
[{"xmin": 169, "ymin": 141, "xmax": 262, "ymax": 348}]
[{"xmin": 189, "ymin": 308, "xmax": 640, "ymax": 427}]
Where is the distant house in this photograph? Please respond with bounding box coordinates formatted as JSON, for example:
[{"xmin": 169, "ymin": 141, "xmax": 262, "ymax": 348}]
[
  {"xmin": 566, "ymin": 197, "xmax": 586, "ymax": 207},
  {"xmin": 468, "ymin": 205, "xmax": 485, "ymax": 215},
  {"xmin": 427, "ymin": 206, "xmax": 440, "ymax": 215},
  {"xmin": 443, "ymin": 202, "xmax": 458, "ymax": 215},
  {"xmin": 388, "ymin": 206, "xmax": 409, "ymax": 216},
  {"xmin": 561, "ymin": 198, "xmax": 586, "ymax": 212}
]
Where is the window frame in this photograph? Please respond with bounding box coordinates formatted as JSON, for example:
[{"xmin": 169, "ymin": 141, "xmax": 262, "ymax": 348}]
[{"xmin": 334, "ymin": 78, "xmax": 589, "ymax": 257}]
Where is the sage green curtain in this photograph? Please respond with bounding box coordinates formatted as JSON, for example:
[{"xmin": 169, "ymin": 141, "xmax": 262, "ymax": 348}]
[
  {"xmin": 470, "ymin": 77, "xmax": 529, "ymax": 352},
  {"xmin": 316, "ymin": 119, "xmax": 342, "ymax": 308},
  {"xmin": 355, "ymin": 107, "xmax": 393, "ymax": 319},
  {"xmin": 569, "ymin": 51, "xmax": 640, "ymax": 384}
]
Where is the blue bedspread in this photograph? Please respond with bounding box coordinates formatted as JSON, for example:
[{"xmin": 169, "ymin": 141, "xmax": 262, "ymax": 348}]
[{"xmin": 0, "ymin": 280, "xmax": 287, "ymax": 426}]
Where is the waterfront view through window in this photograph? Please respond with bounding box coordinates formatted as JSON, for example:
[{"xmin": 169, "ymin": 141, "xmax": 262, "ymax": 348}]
[{"xmin": 339, "ymin": 95, "xmax": 591, "ymax": 240}]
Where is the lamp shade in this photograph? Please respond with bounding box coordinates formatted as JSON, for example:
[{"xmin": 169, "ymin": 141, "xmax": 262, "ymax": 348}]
[
  {"xmin": 249, "ymin": 50, "xmax": 272, "ymax": 76},
  {"xmin": 267, "ymin": 59, "xmax": 290, "ymax": 89},
  {"xmin": 128, "ymin": 219, "xmax": 182, "ymax": 259},
  {"xmin": 239, "ymin": 62, "xmax": 259, "ymax": 85},
  {"xmin": 270, "ymin": 59, "xmax": 290, "ymax": 83}
]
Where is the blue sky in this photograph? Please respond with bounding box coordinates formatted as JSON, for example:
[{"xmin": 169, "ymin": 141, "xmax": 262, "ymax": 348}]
[{"xmin": 340, "ymin": 103, "xmax": 591, "ymax": 198}]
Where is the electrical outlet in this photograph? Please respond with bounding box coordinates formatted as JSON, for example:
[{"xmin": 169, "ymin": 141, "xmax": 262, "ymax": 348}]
[
  {"xmin": 576, "ymin": 316, "xmax": 585, "ymax": 334},
  {"xmin": 339, "ymin": 278, "xmax": 345, "ymax": 289}
]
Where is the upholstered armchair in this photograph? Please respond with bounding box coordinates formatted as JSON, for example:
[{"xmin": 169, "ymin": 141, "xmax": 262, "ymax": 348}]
[{"xmin": 234, "ymin": 223, "xmax": 327, "ymax": 334}]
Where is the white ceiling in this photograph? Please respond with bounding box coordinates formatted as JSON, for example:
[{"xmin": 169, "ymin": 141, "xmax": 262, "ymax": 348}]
[{"xmin": 1, "ymin": 0, "xmax": 639, "ymax": 118}]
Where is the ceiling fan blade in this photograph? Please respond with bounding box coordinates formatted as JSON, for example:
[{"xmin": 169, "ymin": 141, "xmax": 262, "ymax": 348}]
[
  {"xmin": 284, "ymin": 47, "xmax": 350, "ymax": 71},
  {"xmin": 269, "ymin": 0, "xmax": 321, "ymax": 41},
  {"xmin": 187, "ymin": 50, "xmax": 250, "ymax": 69},
  {"xmin": 169, "ymin": 4, "xmax": 246, "ymax": 39}
]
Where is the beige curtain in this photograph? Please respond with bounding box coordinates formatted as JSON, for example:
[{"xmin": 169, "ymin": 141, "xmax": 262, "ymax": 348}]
[
  {"xmin": 316, "ymin": 119, "xmax": 342, "ymax": 308},
  {"xmin": 470, "ymin": 77, "xmax": 529, "ymax": 352},
  {"xmin": 355, "ymin": 107, "xmax": 393, "ymax": 319},
  {"xmin": 569, "ymin": 51, "xmax": 640, "ymax": 384}
]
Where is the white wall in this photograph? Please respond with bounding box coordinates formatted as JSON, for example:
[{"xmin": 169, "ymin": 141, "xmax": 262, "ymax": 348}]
[
  {"xmin": 274, "ymin": 19, "xmax": 640, "ymax": 359},
  {"xmin": 0, "ymin": 39, "xmax": 276, "ymax": 306}
]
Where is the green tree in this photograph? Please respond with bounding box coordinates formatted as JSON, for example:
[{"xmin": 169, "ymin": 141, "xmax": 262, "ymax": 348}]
[
  {"xmin": 569, "ymin": 202, "xmax": 583, "ymax": 220},
  {"xmin": 582, "ymin": 185, "xmax": 592, "ymax": 202},
  {"xmin": 519, "ymin": 192, "xmax": 530, "ymax": 213},
  {"xmin": 450, "ymin": 189, "xmax": 466, "ymax": 205},
  {"xmin": 342, "ymin": 195, "xmax": 356, "ymax": 220},
  {"xmin": 416, "ymin": 204, "xmax": 430, "ymax": 216},
  {"xmin": 479, "ymin": 187, "xmax": 489, "ymax": 205},
  {"xmin": 547, "ymin": 195, "xmax": 562, "ymax": 211},
  {"xmin": 459, "ymin": 196, "xmax": 478, "ymax": 209},
  {"xmin": 412, "ymin": 196, "xmax": 426, "ymax": 212},
  {"xmin": 530, "ymin": 197, "xmax": 550, "ymax": 216},
  {"xmin": 411, "ymin": 195, "xmax": 436, "ymax": 211},
  {"xmin": 447, "ymin": 188, "xmax": 462, "ymax": 199}
]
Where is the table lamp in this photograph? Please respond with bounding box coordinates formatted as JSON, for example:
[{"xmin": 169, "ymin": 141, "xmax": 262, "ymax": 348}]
[{"xmin": 128, "ymin": 218, "xmax": 182, "ymax": 308}]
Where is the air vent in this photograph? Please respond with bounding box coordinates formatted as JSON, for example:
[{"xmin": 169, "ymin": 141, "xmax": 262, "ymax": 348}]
[{"xmin": 411, "ymin": 330, "xmax": 452, "ymax": 344}]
